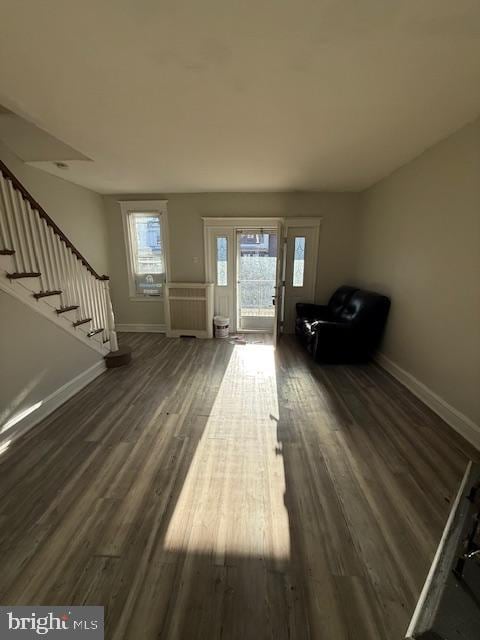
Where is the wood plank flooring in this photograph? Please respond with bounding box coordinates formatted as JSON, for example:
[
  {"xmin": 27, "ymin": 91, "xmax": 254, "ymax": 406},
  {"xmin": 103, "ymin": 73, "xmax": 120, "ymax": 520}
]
[{"xmin": 0, "ymin": 333, "xmax": 477, "ymax": 639}]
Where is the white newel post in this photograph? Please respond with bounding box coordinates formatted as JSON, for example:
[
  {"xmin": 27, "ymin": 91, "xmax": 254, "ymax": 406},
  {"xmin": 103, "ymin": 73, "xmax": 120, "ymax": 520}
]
[{"xmin": 103, "ymin": 278, "xmax": 119, "ymax": 351}]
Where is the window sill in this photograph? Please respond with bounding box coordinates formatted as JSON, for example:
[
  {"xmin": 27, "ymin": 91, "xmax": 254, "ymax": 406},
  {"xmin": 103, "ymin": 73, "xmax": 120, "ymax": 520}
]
[{"xmin": 129, "ymin": 296, "xmax": 164, "ymax": 303}]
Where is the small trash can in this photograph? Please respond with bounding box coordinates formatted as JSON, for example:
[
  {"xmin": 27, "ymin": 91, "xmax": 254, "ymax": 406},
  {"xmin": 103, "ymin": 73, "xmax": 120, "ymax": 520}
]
[{"xmin": 214, "ymin": 316, "xmax": 230, "ymax": 338}]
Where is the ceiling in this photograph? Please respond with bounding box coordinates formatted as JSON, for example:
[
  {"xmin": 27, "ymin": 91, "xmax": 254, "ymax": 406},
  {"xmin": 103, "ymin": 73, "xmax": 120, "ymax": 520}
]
[{"xmin": 0, "ymin": 1, "xmax": 480, "ymax": 194}]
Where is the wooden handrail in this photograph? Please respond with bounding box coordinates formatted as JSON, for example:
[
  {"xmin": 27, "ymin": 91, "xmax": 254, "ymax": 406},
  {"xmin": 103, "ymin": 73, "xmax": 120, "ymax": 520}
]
[{"xmin": 0, "ymin": 159, "xmax": 109, "ymax": 281}]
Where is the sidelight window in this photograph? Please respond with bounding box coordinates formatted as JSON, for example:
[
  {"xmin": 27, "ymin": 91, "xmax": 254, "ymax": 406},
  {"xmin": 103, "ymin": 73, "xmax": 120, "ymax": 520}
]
[
  {"xmin": 292, "ymin": 237, "xmax": 305, "ymax": 287},
  {"xmin": 216, "ymin": 236, "xmax": 228, "ymax": 286}
]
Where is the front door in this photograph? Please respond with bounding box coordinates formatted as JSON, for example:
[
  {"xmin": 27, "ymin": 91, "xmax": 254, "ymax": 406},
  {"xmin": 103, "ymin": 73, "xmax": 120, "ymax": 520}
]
[
  {"xmin": 283, "ymin": 221, "xmax": 320, "ymax": 333},
  {"xmin": 236, "ymin": 229, "xmax": 277, "ymax": 332}
]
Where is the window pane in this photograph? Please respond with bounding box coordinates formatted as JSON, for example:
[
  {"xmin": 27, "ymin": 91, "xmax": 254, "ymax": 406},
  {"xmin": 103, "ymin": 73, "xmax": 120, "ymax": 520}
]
[
  {"xmin": 238, "ymin": 233, "xmax": 277, "ymax": 318},
  {"xmin": 131, "ymin": 213, "xmax": 165, "ymax": 296},
  {"xmin": 216, "ymin": 236, "xmax": 228, "ymax": 286},
  {"xmin": 292, "ymin": 237, "xmax": 305, "ymax": 287}
]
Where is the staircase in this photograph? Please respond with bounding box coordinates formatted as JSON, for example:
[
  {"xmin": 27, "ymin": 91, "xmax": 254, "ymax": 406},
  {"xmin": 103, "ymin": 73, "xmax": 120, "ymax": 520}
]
[{"xmin": 0, "ymin": 159, "xmax": 118, "ymax": 355}]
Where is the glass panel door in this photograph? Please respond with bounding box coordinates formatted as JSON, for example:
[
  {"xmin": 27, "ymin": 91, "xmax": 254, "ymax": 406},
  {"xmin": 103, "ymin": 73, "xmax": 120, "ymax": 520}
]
[{"xmin": 237, "ymin": 230, "xmax": 277, "ymax": 331}]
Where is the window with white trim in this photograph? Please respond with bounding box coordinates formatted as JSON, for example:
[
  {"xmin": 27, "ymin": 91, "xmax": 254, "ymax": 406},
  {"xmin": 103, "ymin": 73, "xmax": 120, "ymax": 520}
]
[{"xmin": 120, "ymin": 201, "xmax": 169, "ymax": 299}]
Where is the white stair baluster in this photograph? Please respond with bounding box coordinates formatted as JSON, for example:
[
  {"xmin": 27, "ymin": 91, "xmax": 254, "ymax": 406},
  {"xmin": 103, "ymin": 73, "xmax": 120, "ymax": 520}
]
[
  {"xmin": 70, "ymin": 253, "xmax": 82, "ymax": 313},
  {"xmin": 40, "ymin": 220, "xmax": 56, "ymax": 291},
  {"xmin": 4, "ymin": 180, "xmax": 25, "ymax": 272},
  {"xmin": 93, "ymin": 278, "xmax": 105, "ymax": 338},
  {"xmin": 81, "ymin": 268, "xmax": 93, "ymax": 325},
  {"xmin": 99, "ymin": 280, "xmax": 110, "ymax": 344},
  {"xmin": 25, "ymin": 202, "xmax": 47, "ymax": 293},
  {"xmin": 76, "ymin": 257, "xmax": 90, "ymax": 320},
  {"xmin": 58, "ymin": 240, "xmax": 72, "ymax": 308},
  {"xmin": 37, "ymin": 218, "xmax": 53, "ymax": 293},
  {"xmin": 0, "ymin": 177, "xmax": 18, "ymax": 268},
  {"xmin": 18, "ymin": 195, "xmax": 38, "ymax": 273},
  {"xmin": 50, "ymin": 228, "xmax": 66, "ymax": 306},
  {"xmin": 66, "ymin": 249, "xmax": 81, "ymax": 317},
  {"xmin": 96, "ymin": 280, "xmax": 107, "ymax": 341},
  {"xmin": 74, "ymin": 254, "xmax": 87, "ymax": 318},
  {"xmin": 45, "ymin": 225, "xmax": 61, "ymax": 292},
  {"xmin": 0, "ymin": 175, "xmax": 12, "ymax": 251},
  {"xmin": 91, "ymin": 275, "xmax": 102, "ymax": 331},
  {"xmin": 103, "ymin": 278, "xmax": 118, "ymax": 351},
  {"xmin": 78, "ymin": 264, "xmax": 90, "ymax": 321},
  {"xmin": 8, "ymin": 182, "xmax": 32, "ymax": 273},
  {"xmin": 85, "ymin": 270, "xmax": 96, "ymax": 325}
]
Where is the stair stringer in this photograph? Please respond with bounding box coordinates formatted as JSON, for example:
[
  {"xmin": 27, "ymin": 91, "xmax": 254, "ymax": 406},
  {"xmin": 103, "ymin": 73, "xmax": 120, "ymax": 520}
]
[{"xmin": 0, "ymin": 253, "xmax": 109, "ymax": 356}]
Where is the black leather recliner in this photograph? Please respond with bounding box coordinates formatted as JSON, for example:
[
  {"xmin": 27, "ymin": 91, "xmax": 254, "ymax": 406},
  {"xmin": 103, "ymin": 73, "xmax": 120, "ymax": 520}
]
[{"xmin": 295, "ymin": 286, "xmax": 391, "ymax": 363}]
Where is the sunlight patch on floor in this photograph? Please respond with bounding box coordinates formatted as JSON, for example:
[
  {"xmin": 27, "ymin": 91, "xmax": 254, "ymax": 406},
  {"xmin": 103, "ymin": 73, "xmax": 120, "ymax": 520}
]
[{"xmin": 163, "ymin": 343, "xmax": 290, "ymax": 562}]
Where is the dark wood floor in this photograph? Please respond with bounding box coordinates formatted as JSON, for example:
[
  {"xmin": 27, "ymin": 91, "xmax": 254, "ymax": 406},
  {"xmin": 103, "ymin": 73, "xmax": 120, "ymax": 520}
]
[{"xmin": 0, "ymin": 333, "xmax": 477, "ymax": 639}]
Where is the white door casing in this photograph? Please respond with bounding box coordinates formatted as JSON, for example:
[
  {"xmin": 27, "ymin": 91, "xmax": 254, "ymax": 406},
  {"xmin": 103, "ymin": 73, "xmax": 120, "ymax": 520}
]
[
  {"xmin": 203, "ymin": 217, "xmax": 320, "ymax": 338},
  {"xmin": 204, "ymin": 218, "xmax": 283, "ymax": 335}
]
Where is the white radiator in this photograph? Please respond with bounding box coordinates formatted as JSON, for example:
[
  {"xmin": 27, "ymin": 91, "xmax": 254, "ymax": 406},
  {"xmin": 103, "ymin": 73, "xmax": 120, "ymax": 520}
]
[{"xmin": 165, "ymin": 283, "xmax": 214, "ymax": 338}]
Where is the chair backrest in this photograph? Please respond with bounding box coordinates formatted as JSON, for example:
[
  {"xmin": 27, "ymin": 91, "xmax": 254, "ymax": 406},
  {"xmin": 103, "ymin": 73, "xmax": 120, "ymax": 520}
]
[
  {"xmin": 338, "ymin": 289, "xmax": 391, "ymax": 332},
  {"xmin": 328, "ymin": 285, "xmax": 358, "ymax": 319}
]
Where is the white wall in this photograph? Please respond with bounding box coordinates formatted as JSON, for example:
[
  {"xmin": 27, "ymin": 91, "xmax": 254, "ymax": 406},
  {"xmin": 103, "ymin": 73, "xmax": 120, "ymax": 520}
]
[
  {"xmin": 354, "ymin": 117, "xmax": 480, "ymax": 432},
  {"xmin": 103, "ymin": 191, "xmax": 360, "ymax": 327},
  {"xmin": 0, "ymin": 290, "xmax": 105, "ymax": 443},
  {"xmin": 0, "ymin": 141, "xmax": 110, "ymax": 275}
]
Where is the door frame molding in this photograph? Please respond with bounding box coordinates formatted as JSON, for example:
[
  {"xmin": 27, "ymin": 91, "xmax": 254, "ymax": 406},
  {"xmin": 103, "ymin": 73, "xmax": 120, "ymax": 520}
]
[
  {"xmin": 203, "ymin": 216, "xmax": 320, "ymax": 280},
  {"xmin": 203, "ymin": 216, "xmax": 284, "ymax": 283},
  {"xmin": 203, "ymin": 217, "xmax": 283, "ymax": 333},
  {"xmin": 203, "ymin": 216, "xmax": 322, "ymax": 335},
  {"xmin": 202, "ymin": 216, "xmax": 285, "ymax": 276}
]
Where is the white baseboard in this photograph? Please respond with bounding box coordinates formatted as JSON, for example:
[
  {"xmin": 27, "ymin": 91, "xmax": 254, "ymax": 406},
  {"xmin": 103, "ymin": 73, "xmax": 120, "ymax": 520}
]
[
  {"xmin": 117, "ymin": 323, "xmax": 166, "ymax": 333},
  {"xmin": 0, "ymin": 360, "xmax": 106, "ymax": 446},
  {"xmin": 376, "ymin": 352, "xmax": 480, "ymax": 450}
]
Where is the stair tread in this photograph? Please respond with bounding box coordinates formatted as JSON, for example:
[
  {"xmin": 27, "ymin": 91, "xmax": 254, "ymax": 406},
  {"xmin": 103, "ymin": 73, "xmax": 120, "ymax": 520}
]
[
  {"xmin": 33, "ymin": 290, "xmax": 63, "ymax": 299},
  {"xmin": 7, "ymin": 271, "xmax": 41, "ymax": 279},
  {"xmin": 33, "ymin": 290, "xmax": 62, "ymax": 299},
  {"xmin": 73, "ymin": 318, "xmax": 92, "ymax": 327},
  {"xmin": 0, "ymin": 249, "xmax": 15, "ymax": 255},
  {"xmin": 56, "ymin": 305, "xmax": 79, "ymax": 314},
  {"xmin": 87, "ymin": 328, "xmax": 104, "ymax": 337}
]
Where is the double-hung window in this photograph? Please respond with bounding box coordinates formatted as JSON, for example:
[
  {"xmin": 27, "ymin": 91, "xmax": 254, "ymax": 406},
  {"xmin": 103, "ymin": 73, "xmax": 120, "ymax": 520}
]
[{"xmin": 120, "ymin": 201, "xmax": 169, "ymax": 299}]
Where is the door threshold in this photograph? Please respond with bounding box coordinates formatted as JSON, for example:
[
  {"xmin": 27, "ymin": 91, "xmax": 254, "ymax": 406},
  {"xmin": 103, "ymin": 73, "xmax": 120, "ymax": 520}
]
[{"xmin": 235, "ymin": 329, "xmax": 273, "ymax": 334}]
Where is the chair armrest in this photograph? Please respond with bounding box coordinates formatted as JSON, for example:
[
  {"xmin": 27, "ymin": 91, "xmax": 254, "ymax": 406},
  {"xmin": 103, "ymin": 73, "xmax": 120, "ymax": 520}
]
[
  {"xmin": 312, "ymin": 320, "xmax": 358, "ymax": 362},
  {"xmin": 310, "ymin": 319, "xmax": 352, "ymax": 333}
]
